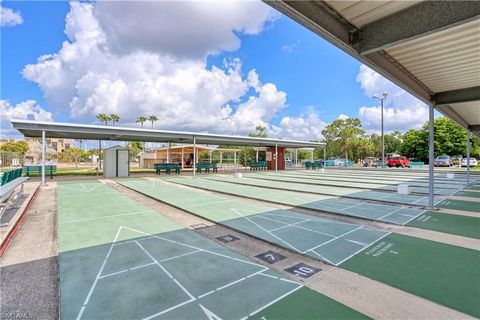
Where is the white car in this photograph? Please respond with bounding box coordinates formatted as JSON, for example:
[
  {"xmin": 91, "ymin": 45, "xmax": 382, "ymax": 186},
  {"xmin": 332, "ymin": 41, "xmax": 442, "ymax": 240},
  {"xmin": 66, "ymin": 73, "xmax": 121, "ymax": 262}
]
[{"xmin": 461, "ymin": 158, "xmax": 478, "ymax": 167}]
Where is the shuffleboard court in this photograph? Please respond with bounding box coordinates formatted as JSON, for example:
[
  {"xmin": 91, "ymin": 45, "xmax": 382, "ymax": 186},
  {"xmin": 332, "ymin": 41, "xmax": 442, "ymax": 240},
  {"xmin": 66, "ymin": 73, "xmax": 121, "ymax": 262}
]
[
  {"xmin": 58, "ymin": 181, "xmax": 366, "ymax": 319},
  {"xmin": 407, "ymin": 211, "xmax": 480, "ymax": 239},
  {"xmin": 245, "ymin": 173, "xmax": 457, "ymax": 196},
  {"xmin": 273, "ymin": 170, "xmax": 470, "ymax": 189},
  {"xmin": 342, "ymin": 233, "xmax": 480, "ymax": 318},
  {"xmin": 436, "ymin": 199, "xmax": 480, "ymax": 213},
  {"xmin": 119, "ymin": 178, "xmax": 390, "ymax": 266},
  {"xmin": 454, "ymin": 189, "xmax": 480, "ymax": 198},
  {"xmin": 201, "ymin": 175, "xmax": 446, "ymax": 207},
  {"xmin": 160, "ymin": 176, "xmax": 424, "ymax": 225},
  {"xmin": 282, "ymin": 170, "xmax": 470, "ymax": 189}
]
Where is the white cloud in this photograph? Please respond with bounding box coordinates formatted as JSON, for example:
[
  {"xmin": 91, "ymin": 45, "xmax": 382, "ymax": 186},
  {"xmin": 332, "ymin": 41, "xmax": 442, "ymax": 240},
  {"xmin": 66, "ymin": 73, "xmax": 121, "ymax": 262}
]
[
  {"xmin": 337, "ymin": 114, "xmax": 349, "ymax": 120},
  {"xmin": 22, "ymin": 2, "xmax": 291, "ymax": 137},
  {"xmin": 94, "ymin": 0, "xmax": 277, "ymax": 60},
  {"xmin": 1, "ymin": 2, "xmax": 23, "ymax": 27},
  {"xmin": 0, "ymin": 100, "xmax": 53, "ymax": 137},
  {"xmin": 356, "ymin": 65, "xmax": 428, "ymax": 131},
  {"xmin": 272, "ymin": 108, "xmax": 326, "ymax": 141},
  {"xmin": 281, "ymin": 40, "xmax": 299, "ymax": 53}
]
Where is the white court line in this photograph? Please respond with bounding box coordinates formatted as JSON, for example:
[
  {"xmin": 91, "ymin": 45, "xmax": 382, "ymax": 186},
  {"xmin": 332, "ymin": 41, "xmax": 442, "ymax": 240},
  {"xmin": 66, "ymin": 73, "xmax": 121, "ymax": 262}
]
[
  {"xmin": 160, "ymin": 250, "xmax": 202, "ymax": 263},
  {"xmin": 60, "ymin": 210, "xmax": 154, "ymax": 224},
  {"xmin": 245, "ymin": 285, "xmax": 303, "ymax": 320},
  {"xmin": 310, "ymin": 251, "xmax": 336, "ymax": 266},
  {"xmin": 231, "ymin": 209, "xmax": 303, "ymax": 252},
  {"xmin": 143, "ymin": 298, "xmax": 195, "ymax": 320},
  {"xmin": 338, "ymin": 203, "xmax": 364, "ymax": 212},
  {"xmin": 58, "ymin": 184, "xmax": 104, "ymax": 193},
  {"xmin": 306, "ymin": 226, "xmax": 363, "ymax": 254},
  {"xmin": 376, "ymin": 206, "xmax": 413, "ymax": 222},
  {"xmin": 99, "ymin": 262, "xmax": 156, "ymax": 279},
  {"xmin": 135, "ymin": 240, "xmax": 196, "ymax": 300},
  {"xmin": 122, "ymin": 226, "xmax": 265, "ymax": 268},
  {"xmin": 334, "ymin": 232, "xmax": 392, "ymax": 266},
  {"xmin": 75, "ymin": 227, "xmax": 123, "ymax": 320},
  {"xmin": 402, "ymin": 209, "xmax": 428, "ymax": 226}
]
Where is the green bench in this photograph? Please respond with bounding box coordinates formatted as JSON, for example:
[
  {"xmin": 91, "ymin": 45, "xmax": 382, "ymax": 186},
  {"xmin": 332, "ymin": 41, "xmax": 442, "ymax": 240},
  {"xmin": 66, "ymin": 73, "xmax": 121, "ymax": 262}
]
[
  {"xmin": 196, "ymin": 162, "xmax": 218, "ymax": 173},
  {"xmin": 250, "ymin": 161, "xmax": 267, "ymax": 171},
  {"xmin": 154, "ymin": 163, "xmax": 181, "ymax": 175},
  {"xmin": 1, "ymin": 168, "xmax": 23, "ymax": 186},
  {"xmin": 410, "ymin": 161, "xmax": 424, "ymax": 168},
  {"xmin": 343, "ymin": 161, "xmax": 355, "ymax": 167},
  {"xmin": 305, "ymin": 161, "xmax": 324, "ymax": 170},
  {"xmin": 23, "ymin": 165, "xmax": 56, "ymax": 178}
]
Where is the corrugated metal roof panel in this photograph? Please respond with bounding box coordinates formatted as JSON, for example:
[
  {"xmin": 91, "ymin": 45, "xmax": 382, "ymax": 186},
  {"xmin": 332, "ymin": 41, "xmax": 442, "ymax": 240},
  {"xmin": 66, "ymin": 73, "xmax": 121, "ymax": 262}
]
[
  {"xmin": 386, "ymin": 19, "xmax": 480, "ymax": 92},
  {"xmin": 325, "ymin": 0, "xmax": 420, "ymax": 27}
]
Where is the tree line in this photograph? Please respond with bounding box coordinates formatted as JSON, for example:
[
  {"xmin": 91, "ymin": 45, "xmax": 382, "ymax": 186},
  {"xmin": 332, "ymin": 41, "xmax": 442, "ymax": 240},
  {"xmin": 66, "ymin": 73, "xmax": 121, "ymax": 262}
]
[{"xmin": 315, "ymin": 116, "xmax": 479, "ymax": 162}]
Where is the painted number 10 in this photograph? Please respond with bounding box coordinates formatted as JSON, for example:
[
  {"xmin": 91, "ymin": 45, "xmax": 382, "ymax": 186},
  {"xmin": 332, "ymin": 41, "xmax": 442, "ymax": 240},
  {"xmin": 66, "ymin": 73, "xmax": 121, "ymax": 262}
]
[{"xmin": 293, "ymin": 266, "xmax": 315, "ymax": 277}]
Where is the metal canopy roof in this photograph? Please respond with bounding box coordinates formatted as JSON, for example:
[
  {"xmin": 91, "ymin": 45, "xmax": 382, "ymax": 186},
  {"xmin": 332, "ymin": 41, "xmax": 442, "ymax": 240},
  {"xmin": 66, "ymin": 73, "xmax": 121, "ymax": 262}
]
[
  {"xmin": 266, "ymin": 0, "xmax": 480, "ymax": 137},
  {"xmin": 10, "ymin": 119, "xmax": 324, "ymax": 149}
]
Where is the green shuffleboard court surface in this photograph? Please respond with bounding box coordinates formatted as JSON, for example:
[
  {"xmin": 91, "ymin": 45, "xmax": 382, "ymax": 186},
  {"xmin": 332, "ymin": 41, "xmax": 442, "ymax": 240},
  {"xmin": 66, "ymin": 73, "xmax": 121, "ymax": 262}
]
[
  {"xmin": 162, "ymin": 176, "xmax": 424, "ymax": 225},
  {"xmin": 276, "ymin": 169, "xmax": 464, "ymax": 194},
  {"xmin": 203, "ymin": 175, "xmax": 446, "ymax": 207},
  {"xmin": 341, "ymin": 233, "xmax": 480, "ymax": 318},
  {"xmin": 119, "ymin": 178, "xmax": 389, "ymax": 266},
  {"xmin": 454, "ymin": 189, "xmax": 480, "ymax": 198},
  {"xmin": 58, "ymin": 181, "xmax": 367, "ymax": 319},
  {"xmin": 407, "ymin": 211, "xmax": 480, "ymax": 239},
  {"xmin": 244, "ymin": 173, "xmax": 456, "ymax": 196},
  {"xmin": 437, "ymin": 199, "xmax": 480, "ymax": 213}
]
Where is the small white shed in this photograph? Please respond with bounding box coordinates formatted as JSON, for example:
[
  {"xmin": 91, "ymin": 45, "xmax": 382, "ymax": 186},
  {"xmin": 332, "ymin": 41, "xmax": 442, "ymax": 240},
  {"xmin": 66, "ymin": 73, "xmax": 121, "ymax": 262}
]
[{"xmin": 103, "ymin": 146, "xmax": 130, "ymax": 178}]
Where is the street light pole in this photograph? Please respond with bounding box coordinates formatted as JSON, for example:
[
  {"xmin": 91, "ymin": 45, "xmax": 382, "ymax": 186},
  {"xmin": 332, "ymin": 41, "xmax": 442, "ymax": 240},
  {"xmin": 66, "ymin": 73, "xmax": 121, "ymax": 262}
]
[{"xmin": 373, "ymin": 92, "xmax": 388, "ymax": 168}]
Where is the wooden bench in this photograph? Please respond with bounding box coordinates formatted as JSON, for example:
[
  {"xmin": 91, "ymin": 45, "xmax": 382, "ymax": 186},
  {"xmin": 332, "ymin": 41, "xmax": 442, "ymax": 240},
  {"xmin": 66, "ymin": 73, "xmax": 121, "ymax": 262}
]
[
  {"xmin": 196, "ymin": 162, "xmax": 218, "ymax": 173},
  {"xmin": 23, "ymin": 165, "xmax": 57, "ymax": 178},
  {"xmin": 154, "ymin": 163, "xmax": 181, "ymax": 175},
  {"xmin": 249, "ymin": 161, "xmax": 267, "ymax": 171}
]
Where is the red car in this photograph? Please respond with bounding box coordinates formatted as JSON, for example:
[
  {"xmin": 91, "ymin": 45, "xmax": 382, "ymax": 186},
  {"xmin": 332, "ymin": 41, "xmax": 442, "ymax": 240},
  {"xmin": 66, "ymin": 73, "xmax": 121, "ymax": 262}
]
[{"xmin": 387, "ymin": 156, "xmax": 410, "ymax": 168}]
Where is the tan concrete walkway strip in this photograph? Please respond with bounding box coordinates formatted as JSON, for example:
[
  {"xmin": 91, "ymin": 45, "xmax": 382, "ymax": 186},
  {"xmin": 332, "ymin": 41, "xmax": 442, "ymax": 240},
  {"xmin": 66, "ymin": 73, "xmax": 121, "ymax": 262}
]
[{"xmin": 0, "ymin": 183, "xmax": 59, "ymax": 319}]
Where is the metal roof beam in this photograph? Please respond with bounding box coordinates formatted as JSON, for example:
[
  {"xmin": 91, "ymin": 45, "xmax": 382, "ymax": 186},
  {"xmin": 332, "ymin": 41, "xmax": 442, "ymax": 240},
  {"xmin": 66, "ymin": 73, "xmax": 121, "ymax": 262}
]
[
  {"xmin": 264, "ymin": 0, "xmax": 433, "ymax": 105},
  {"xmin": 469, "ymin": 124, "xmax": 480, "ymax": 131},
  {"xmin": 434, "ymin": 86, "xmax": 480, "ymax": 105},
  {"xmin": 356, "ymin": 1, "xmax": 480, "ymax": 55}
]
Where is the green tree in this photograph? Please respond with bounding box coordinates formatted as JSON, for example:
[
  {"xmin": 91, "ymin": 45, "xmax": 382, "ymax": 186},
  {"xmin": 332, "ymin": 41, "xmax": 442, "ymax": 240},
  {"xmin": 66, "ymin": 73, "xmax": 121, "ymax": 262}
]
[
  {"xmin": 148, "ymin": 115, "xmax": 159, "ymax": 128},
  {"xmin": 96, "ymin": 113, "xmax": 110, "ymax": 125},
  {"xmin": 322, "ymin": 118, "xmax": 365, "ymax": 160},
  {"xmin": 109, "ymin": 114, "xmax": 120, "ymax": 126},
  {"xmin": 0, "ymin": 140, "xmax": 29, "ymax": 157},
  {"xmin": 136, "ymin": 116, "xmax": 147, "ymax": 128},
  {"xmin": 248, "ymin": 125, "xmax": 268, "ymax": 138},
  {"xmin": 399, "ymin": 117, "xmax": 480, "ymax": 162}
]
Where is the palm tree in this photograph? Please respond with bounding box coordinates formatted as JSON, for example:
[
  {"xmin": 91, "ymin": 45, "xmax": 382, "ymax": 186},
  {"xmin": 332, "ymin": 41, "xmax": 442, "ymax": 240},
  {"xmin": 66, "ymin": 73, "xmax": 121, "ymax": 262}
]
[
  {"xmin": 148, "ymin": 115, "xmax": 159, "ymax": 128},
  {"xmin": 96, "ymin": 113, "xmax": 110, "ymax": 125},
  {"xmin": 110, "ymin": 114, "xmax": 120, "ymax": 126},
  {"xmin": 136, "ymin": 116, "xmax": 147, "ymax": 128}
]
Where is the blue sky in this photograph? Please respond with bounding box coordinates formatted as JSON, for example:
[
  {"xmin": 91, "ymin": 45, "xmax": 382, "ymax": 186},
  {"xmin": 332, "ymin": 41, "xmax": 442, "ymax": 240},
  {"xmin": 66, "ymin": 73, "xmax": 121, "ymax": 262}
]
[{"xmin": 1, "ymin": 1, "xmax": 427, "ymax": 139}]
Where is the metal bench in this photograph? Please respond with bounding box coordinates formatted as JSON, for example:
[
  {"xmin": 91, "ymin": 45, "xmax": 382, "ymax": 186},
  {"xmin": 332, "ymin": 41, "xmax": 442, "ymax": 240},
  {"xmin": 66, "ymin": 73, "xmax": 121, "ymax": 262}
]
[
  {"xmin": 410, "ymin": 161, "xmax": 424, "ymax": 168},
  {"xmin": 249, "ymin": 161, "xmax": 267, "ymax": 171},
  {"xmin": 154, "ymin": 163, "xmax": 181, "ymax": 175},
  {"xmin": 196, "ymin": 162, "xmax": 218, "ymax": 173},
  {"xmin": 24, "ymin": 165, "xmax": 57, "ymax": 178}
]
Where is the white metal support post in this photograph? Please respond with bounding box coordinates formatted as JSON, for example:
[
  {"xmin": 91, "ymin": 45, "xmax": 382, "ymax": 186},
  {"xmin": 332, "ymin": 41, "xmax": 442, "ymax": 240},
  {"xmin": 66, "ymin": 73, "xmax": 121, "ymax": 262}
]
[
  {"xmin": 323, "ymin": 146, "xmax": 326, "ymax": 171},
  {"xmin": 467, "ymin": 131, "xmax": 471, "ymax": 185},
  {"xmin": 168, "ymin": 141, "xmax": 171, "ymax": 163},
  {"xmin": 244, "ymin": 146, "xmax": 247, "ymax": 171},
  {"xmin": 275, "ymin": 143, "xmax": 278, "ymax": 173},
  {"xmin": 295, "ymin": 149, "xmax": 298, "ymax": 167},
  {"xmin": 193, "ymin": 136, "xmax": 196, "ymax": 179},
  {"xmin": 428, "ymin": 105, "xmax": 435, "ymax": 208},
  {"xmin": 41, "ymin": 130, "xmax": 46, "ymax": 185}
]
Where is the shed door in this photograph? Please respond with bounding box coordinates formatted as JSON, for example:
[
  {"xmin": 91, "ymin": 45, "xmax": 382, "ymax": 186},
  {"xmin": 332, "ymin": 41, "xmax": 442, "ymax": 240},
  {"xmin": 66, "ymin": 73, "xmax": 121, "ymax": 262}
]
[{"xmin": 117, "ymin": 150, "xmax": 129, "ymax": 177}]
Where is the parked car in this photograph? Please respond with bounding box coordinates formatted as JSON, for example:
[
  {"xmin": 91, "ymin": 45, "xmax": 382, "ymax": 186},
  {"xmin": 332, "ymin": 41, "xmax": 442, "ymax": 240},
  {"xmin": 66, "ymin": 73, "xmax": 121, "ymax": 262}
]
[
  {"xmin": 363, "ymin": 157, "xmax": 376, "ymax": 167},
  {"xmin": 461, "ymin": 158, "xmax": 478, "ymax": 167},
  {"xmin": 434, "ymin": 155, "xmax": 453, "ymax": 167},
  {"xmin": 387, "ymin": 156, "xmax": 410, "ymax": 168},
  {"xmin": 328, "ymin": 157, "xmax": 345, "ymax": 166}
]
